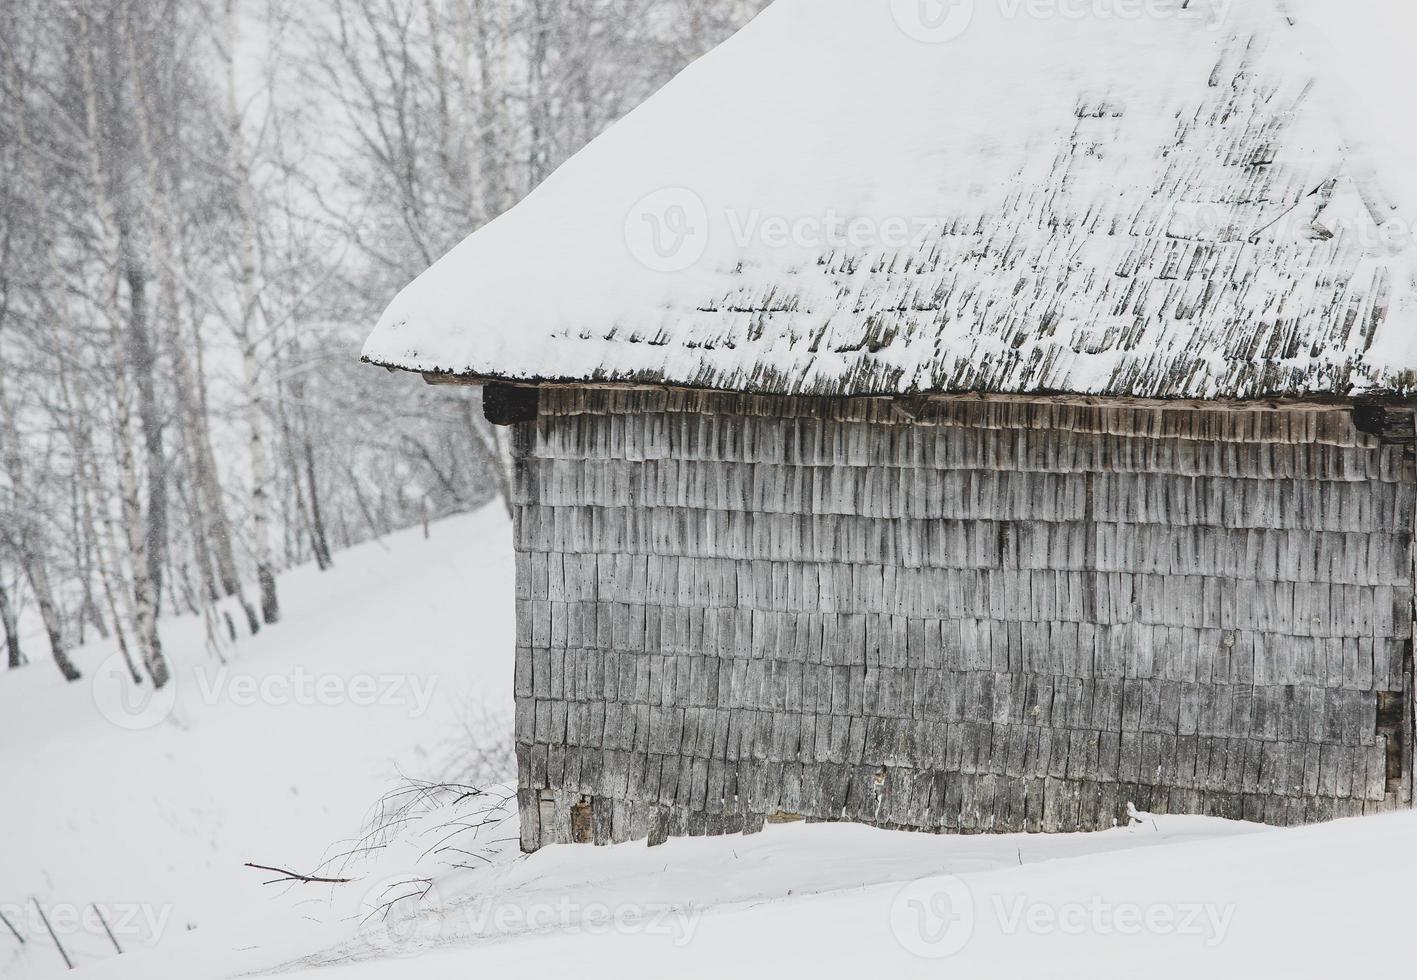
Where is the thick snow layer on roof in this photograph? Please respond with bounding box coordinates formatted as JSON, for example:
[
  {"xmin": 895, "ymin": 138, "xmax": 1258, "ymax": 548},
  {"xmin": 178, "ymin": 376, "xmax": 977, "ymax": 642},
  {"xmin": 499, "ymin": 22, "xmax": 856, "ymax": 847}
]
[{"xmin": 364, "ymin": 0, "xmax": 1417, "ymax": 400}]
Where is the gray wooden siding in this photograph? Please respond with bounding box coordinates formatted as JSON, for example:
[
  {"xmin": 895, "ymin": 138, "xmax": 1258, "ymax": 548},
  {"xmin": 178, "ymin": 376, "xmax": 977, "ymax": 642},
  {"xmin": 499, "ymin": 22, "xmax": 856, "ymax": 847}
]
[{"xmin": 511, "ymin": 390, "xmax": 1416, "ymax": 849}]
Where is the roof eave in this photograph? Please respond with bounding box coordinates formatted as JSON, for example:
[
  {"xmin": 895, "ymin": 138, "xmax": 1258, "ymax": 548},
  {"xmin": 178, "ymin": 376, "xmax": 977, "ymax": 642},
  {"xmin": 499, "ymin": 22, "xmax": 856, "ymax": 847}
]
[{"xmin": 362, "ymin": 356, "xmax": 1417, "ymax": 417}]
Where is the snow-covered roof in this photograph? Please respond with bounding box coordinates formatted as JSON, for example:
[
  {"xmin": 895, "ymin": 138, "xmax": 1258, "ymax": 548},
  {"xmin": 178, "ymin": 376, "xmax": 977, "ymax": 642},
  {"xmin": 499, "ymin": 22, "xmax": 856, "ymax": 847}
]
[{"xmin": 364, "ymin": 0, "xmax": 1417, "ymax": 401}]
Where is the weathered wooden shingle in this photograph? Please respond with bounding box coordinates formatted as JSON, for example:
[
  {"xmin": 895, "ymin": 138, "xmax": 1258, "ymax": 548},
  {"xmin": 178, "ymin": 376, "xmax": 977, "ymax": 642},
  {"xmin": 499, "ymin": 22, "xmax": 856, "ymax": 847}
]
[{"xmin": 512, "ymin": 391, "xmax": 1414, "ymax": 849}]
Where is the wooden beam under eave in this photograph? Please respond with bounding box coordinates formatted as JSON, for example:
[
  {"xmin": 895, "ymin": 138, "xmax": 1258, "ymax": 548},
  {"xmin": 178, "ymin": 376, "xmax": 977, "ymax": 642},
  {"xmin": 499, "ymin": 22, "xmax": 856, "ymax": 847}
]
[
  {"xmin": 421, "ymin": 372, "xmax": 480, "ymax": 388},
  {"xmin": 417, "ymin": 373, "xmax": 541, "ymax": 425},
  {"xmin": 414, "ymin": 371, "xmax": 1417, "ymax": 415},
  {"xmin": 1353, "ymin": 403, "xmax": 1417, "ymax": 446}
]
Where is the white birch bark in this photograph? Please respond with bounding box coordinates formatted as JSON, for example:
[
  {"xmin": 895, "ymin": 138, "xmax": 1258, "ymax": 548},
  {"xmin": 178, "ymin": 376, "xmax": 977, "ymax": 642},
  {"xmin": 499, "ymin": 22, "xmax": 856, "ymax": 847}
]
[
  {"xmin": 76, "ymin": 7, "xmax": 169, "ymax": 688},
  {"xmin": 60, "ymin": 362, "xmax": 143, "ymax": 686},
  {"xmin": 0, "ymin": 31, "xmax": 80, "ymax": 683},
  {"xmin": 223, "ymin": 0, "xmax": 279, "ymax": 624},
  {"xmin": 0, "ymin": 576, "xmax": 23, "ymax": 670},
  {"xmin": 0, "ymin": 363, "xmax": 79, "ymax": 682},
  {"xmin": 125, "ymin": 10, "xmax": 261, "ymax": 637}
]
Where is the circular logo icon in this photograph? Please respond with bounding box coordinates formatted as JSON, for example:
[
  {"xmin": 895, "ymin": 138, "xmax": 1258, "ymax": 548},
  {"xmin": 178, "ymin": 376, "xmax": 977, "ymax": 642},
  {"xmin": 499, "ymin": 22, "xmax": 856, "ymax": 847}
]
[
  {"xmin": 890, "ymin": 0, "xmax": 977, "ymax": 44},
  {"xmin": 91, "ymin": 653, "xmax": 178, "ymax": 731},
  {"xmin": 889, "ymin": 875, "xmax": 976, "ymax": 959},
  {"xmin": 358, "ymin": 876, "xmax": 445, "ymax": 957},
  {"xmin": 624, "ymin": 187, "xmax": 710, "ymax": 273}
]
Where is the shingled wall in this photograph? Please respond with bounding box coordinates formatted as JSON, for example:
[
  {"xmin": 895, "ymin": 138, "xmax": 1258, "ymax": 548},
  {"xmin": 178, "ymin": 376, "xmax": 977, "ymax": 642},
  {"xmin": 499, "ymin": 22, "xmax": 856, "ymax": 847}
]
[{"xmin": 511, "ymin": 389, "xmax": 1416, "ymax": 850}]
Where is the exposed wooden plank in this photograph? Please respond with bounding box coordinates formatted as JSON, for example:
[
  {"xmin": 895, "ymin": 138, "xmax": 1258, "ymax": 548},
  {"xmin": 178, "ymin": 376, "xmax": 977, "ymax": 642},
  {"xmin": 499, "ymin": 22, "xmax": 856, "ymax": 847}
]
[{"xmin": 511, "ymin": 390, "xmax": 1415, "ymax": 849}]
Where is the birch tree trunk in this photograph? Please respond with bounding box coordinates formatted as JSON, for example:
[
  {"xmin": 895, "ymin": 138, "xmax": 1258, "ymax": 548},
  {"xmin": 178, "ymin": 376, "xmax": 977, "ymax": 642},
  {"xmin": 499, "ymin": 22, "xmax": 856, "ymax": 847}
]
[
  {"xmin": 302, "ymin": 424, "xmax": 334, "ymax": 571},
  {"xmin": 275, "ymin": 377, "xmax": 312, "ymax": 566},
  {"xmin": 472, "ymin": 0, "xmax": 510, "ymax": 220},
  {"xmin": 123, "ymin": 255, "xmax": 169, "ymax": 618},
  {"xmin": 277, "ymin": 335, "xmax": 333, "ymax": 572},
  {"xmin": 224, "ymin": 0, "xmax": 279, "ymax": 625},
  {"xmin": 179, "ymin": 252, "xmax": 259, "ymax": 634},
  {"xmin": 77, "ymin": 7, "xmax": 169, "ymax": 689},
  {"xmin": 2, "ymin": 21, "xmax": 79, "ymax": 682},
  {"xmin": 0, "ymin": 371, "xmax": 79, "ymax": 682},
  {"xmin": 526, "ymin": 0, "xmax": 551, "ymax": 188},
  {"xmin": 61, "ymin": 363, "xmax": 143, "ymax": 687},
  {"xmin": 21, "ymin": 555, "xmax": 78, "ymax": 682},
  {"xmin": 0, "ymin": 576, "xmax": 24, "ymax": 669},
  {"xmin": 0, "ymin": 281, "xmax": 76, "ymax": 681},
  {"xmin": 125, "ymin": 9, "xmax": 261, "ymax": 636},
  {"xmin": 75, "ymin": 509, "xmax": 110, "ymax": 644}
]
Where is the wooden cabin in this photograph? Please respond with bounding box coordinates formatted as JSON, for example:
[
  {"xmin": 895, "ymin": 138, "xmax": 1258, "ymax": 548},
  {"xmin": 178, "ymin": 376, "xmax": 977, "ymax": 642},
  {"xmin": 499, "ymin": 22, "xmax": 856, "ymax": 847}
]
[{"xmin": 364, "ymin": 0, "xmax": 1417, "ymax": 850}]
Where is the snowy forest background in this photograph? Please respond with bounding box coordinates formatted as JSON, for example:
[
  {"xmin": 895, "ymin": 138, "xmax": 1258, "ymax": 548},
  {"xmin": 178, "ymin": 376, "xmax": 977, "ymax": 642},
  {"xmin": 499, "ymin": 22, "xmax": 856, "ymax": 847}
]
[{"xmin": 0, "ymin": 0, "xmax": 764, "ymax": 691}]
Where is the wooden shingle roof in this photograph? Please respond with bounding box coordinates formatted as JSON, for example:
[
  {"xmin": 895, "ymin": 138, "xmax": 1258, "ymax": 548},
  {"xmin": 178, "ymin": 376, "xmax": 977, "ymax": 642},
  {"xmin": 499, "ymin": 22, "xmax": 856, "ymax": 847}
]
[{"xmin": 364, "ymin": 0, "xmax": 1417, "ymax": 401}]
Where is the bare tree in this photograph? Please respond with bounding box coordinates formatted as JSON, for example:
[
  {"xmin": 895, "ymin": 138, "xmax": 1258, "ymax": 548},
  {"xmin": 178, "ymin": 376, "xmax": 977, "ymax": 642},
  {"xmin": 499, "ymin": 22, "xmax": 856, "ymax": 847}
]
[
  {"xmin": 0, "ymin": 0, "xmax": 763, "ymax": 700},
  {"xmin": 75, "ymin": 3, "xmax": 169, "ymax": 688},
  {"xmin": 221, "ymin": 0, "xmax": 281, "ymax": 626},
  {"xmin": 0, "ymin": 31, "xmax": 82, "ymax": 682},
  {"xmin": 0, "ymin": 367, "xmax": 80, "ymax": 683},
  {"xmin": 0, "ymin": 573, "xmax": 23, "ymax": 669}
]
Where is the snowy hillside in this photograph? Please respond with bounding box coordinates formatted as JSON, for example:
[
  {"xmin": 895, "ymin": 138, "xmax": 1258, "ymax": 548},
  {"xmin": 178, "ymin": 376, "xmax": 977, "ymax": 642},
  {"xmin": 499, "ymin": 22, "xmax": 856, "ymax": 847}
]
[
  {"xmin": 0, "ymin": 509, "xmax": 515, "ymax": 979},
  {"xmin": 4, "ymin": 502, "xmax": 1414, "ymax": 979},
  {"xmin": 49, "ymin": 795, "xmax": 1417, "ymax": 980}
]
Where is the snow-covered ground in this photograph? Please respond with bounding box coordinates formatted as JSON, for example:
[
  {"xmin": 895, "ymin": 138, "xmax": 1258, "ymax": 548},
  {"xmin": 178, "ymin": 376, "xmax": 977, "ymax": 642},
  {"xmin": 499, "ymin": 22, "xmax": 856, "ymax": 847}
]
[
  {"xmin": 0, "ymin": 509, "xmax": 515, "ymax": 979},
  {"xmin": 4, "ymin": 503, "xmax": 1414, "ymax": 979},
  {"xmin": 276, "ymin": 809, "xmax": 1417, "ymax": 980}
]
